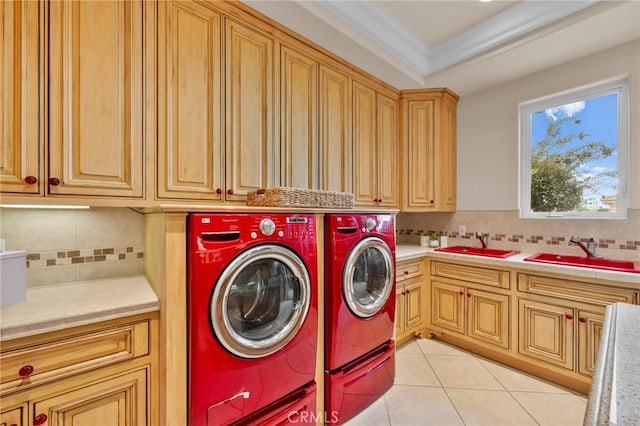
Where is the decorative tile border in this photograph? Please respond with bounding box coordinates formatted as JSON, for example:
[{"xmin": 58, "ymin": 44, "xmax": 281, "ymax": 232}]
[
  {"xmin": 26, "ymin": 246, "xmax": 144, "ymax": 269},
  {"xmin": 396, "ymin": 229, "xmax": 639, "ymax": 251}
]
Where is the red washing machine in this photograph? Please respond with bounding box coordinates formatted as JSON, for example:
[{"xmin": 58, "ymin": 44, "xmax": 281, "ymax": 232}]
[
  {"xmin": 188, "ymin": 213, "xmax": 318, "ymax": 426},
  {"xmin": 324, "ymin": 214, "xmax": 396, "ymax": 424}
]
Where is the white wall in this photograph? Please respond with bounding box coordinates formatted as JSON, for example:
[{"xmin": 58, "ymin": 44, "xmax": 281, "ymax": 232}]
[{"xmin": 457, "ymin": 39, "xmax": 640, "ymax": 210}]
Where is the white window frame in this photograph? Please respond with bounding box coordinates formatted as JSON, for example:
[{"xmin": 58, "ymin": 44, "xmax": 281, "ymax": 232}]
[{"xmin": 519, "ymin": 77, "xmax": 629, "ymax": 219}]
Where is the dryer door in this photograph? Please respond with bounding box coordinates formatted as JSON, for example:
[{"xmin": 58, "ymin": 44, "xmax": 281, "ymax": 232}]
[
  {"xmin": 343, "ymin": 237, "xmax": 394, "ymax": 318},
  {"xmin": 210, "ymin": 244, "xmax": 311, "ymax": 358}
]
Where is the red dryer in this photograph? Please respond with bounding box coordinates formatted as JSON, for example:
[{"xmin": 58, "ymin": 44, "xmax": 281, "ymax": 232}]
[
  {"xmin": 188, "ymin": 213, "xmax": 318, "ymax": 425},
  {"xmin": 324, "ymin": 214, "xmax": 396, "ymax": 424}
]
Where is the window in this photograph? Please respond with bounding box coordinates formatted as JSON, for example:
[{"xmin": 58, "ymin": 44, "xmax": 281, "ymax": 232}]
[{"xmin": 519, "ymin": 78, "xmax": 628, "ymax": 218}]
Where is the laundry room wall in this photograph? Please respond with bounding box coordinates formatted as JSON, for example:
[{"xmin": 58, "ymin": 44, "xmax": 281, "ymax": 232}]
[
  {"xmin": 396, "ymin": 40, "xmax": 640, "ymax": 263},
  {"xmin": 0, "ymin": 207, "xmax": 145, "ymax": 286}
]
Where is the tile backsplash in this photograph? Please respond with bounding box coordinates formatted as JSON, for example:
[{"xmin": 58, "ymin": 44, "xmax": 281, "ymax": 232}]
[
  {"xmin": 0, "ymin": 207, "xmax": 144, "ymax": 286},
  {"xmin": 397, "ymin": 209, "xmax": 640, "ymax": 262}
]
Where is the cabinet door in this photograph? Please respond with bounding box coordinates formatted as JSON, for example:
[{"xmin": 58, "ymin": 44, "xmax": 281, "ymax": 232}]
[
  {"xmin": 225, "ymin": 19, "xmax": 275, "ymax": 201},
  {"xmin": 352, "ymin": 81, "xmax": 377, "ymax": 206},
  {"xmin": 438, "ymin": 94, "xmax": 457, "ymax": 210},
  {"xmin": 518, "ymin": 299, "xmax": 574, "ymax": 370},
  {"xmin": 376, "ymin": 94, "xmax": 398, "ymax": 207},
  {"xmin": 280, "ymin": 46, "xmax": 317, "ymax": 189},
  {"xmin": 157, "ymin": 1, "xmax": 223, "ymax": 200},
  {"xmin": 0, "ymin": 402, "xmax": 27, "ymax": 426},
  {"xmin": 467, "ymin": 288, "xmax": 509, "ymax": 349},
  {"xmin": 32, "ymin": 368, "xmax": 148, "ymax": 426},
  {"xmin": 404, "ymin": 99, "xmax": 436, "ymax": 210},
  {"xmin": 318, "ymin": 65, "xmax": 351, "ymax": 193},
  {"xmin": 577, "ymin": 310, "xmax": 604, "ymax": 377},
  {"xmin": 48, "ymin": 0, "xmax": 144, "ymax": 198},
  {"xmin": 0, "ymin": 0, "xmax": 42, "ymax": 195},
  {"xmin": 404, "ymin": 279, "xmax": 423, "ymax": 330},
  {"xmin": 431, "ymin": 281, "xmax": 464, "ymax": 334},
  {"xmin": 395, "ymin": 287, "xmax": 405, "ymax": 338}
]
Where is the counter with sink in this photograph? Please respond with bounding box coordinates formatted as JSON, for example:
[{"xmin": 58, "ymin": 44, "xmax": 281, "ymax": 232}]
[
  {"xmin": 396, "ymin": 245, "xmax": 640, "ymax": 286},
  {"xmin": 397, "ymin": 243, "xmax": 639, "ymax": 396}
]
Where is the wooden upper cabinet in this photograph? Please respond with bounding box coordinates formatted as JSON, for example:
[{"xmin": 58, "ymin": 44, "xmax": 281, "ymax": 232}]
[
  {"xmin": 405, "ymin": 98, "xmax": 436, "ymax": 209},
  {"xmin": 401, "ymin": 89, "xmax": 458, "ymax": 211},
  {"xmin": 48, "ymin": 0, "xmax": 144, "ymax": 198},
  {"xmin": 376, "ymin": 93, "xmax": 398, "ymax": 207},
  {"xmin": 157, "ymin": 1, "xmax": 223, "ymax": 200},
  {"xmin": 225, "ymin": 19, "xmax": 276, "ymax": 201},
  {"xmin": 353, "ymin": 81, "xmax": 398, "ymax": 207},
  {"xmin": 441, "ymin": 93, "xmax": 458, "ymax": 210},
  {"xmin": 318, "ymin": 65, "xmax": 351, "ymax": 193},
  {"xmin": 280, "ymin": 46, "xmax": 318, "ymax": 189},
  {"xmin": 352, "ymin": 82, "xmax": 376, "ymax": 205},
  {"xmin": 0, "ymin": 0, "xmax": 42, "ymax": 195}
]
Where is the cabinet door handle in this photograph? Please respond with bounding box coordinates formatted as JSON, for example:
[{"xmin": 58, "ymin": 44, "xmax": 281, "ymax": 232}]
[
  {"xmin": 18, "ymin": 365, "xmax": 34, "ymax": 377},
  {"xmin": 467, "ymin": 292, "xmax": 472, "ymax": 298},
  {"xmin": 215, "ymin": 188, "xmax": 222, "ymax": 195},
  {"xmin": 48, "ymin": 177, "xmax": 61, "ymax": 186},
  {"xmin": 458, "ymin": 291, "xmax": 464, "ymax": 296},
  {"xmin": 227, "ymin": 189, "xmax": 234, "ymax": 195},
  {"xmin": 429, "ymin": 199, "xmax": 434, "ymax": 204},
  {"xmin": 403, "ymin": 271, "xmax": 409, "ymax": 275},
  {"xmin": 24, "ymin": 175, "xmax": 38, "ymax": 185},
  {"xmin": 34, "ymin": 414, "xmax": 48, "ymax": 425},
  {"xmin": 566, "ymin": 314, "xmax": 574, "ymax": 320},
  {"xmin": 578, "ymin": 317, "xmax": 587, "ymax": 323}
]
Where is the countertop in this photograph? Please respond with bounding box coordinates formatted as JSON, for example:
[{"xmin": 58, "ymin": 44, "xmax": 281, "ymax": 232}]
[
  {"xmin": 584, "ymin": 302, "xmax": 640, "ymax": 425},
  {"xmin": 395, "ymin": 244, "xmax": 640, "ymax": 286},
  {"xmin": 0, "ymin": 274, "xmax": 159, "ymax": 341}
]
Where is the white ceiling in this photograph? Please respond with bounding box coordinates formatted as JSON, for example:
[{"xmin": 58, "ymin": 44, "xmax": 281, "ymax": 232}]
[{"xmin": 242, "ymin": 0, "xmax": 640, "ymax": 96}]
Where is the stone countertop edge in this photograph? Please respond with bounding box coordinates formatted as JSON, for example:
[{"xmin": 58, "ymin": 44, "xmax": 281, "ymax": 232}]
[
  {"xmin": 0, "ymin": 274, "xmax": 159, "ymax": 342},
  {"xmin": 584, "ymin": 302, "xmax": 640, "ymax": 426},
  {"xmin": 395, "ymin": 245, "xmax": 640, "ymax": 286}
]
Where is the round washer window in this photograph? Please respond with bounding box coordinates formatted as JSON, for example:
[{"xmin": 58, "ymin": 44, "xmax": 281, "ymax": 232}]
[
  {"xmin": 211, "ymin": 244, "xmax": 311, "ymax": 358},
  {"xmin": 343, "ymin": 237, "xmax": 394, "ymax": 318}
]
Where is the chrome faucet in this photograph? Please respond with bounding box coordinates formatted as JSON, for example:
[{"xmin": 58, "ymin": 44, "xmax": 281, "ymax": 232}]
[
  {"xmin": 569, "ymin": 235, "xmax": 596, "ymax": 258},
  {"xmin": 476, "ymin": 232, "xmax": 489, "ymax": 249}
]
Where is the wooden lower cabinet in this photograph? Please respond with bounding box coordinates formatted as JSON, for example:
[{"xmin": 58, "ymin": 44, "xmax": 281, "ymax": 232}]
[
  {"xmin": 518, "ymin": 300, "xmax": 607, "ymax": 378},
  {"xmin": 0, "ymin": 403, "xmax": 27, "ymax": 426},
  {"xmin": 518, "ymin": 298, "xmax": 574, "ymax": 370},
  {"xmin": 396, "ymin": 277, "xmax": 424, "ymax": 345},
  {"xmin": 0, "ymin": 313, "xmax": 157, "ymax": 426},
  {"xmin": 577, "ymin": 310, "xmax": 604, "ymax": 378},
  {"xmin": 430, "ymin": 280, "xmax": 509, "ymax": 349},
  {"xmin": 428, "ymin": 260, "xmax": 510, "ymax": 350},
  {"xmin": 425, "ymin": 259, "xmax": 640, "ymax": 394},
  {"xmin": 395, "ymin": 258, "xmax": 426, "ymax": 345}
]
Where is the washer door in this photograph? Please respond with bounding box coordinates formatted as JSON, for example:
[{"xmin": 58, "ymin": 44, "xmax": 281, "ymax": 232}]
[
  {"xmin": 211, "ymin": 244, "xmax": 311, "ymax": 358},
  {"xmin": 343, "ymin": 237, "xmax": 394, "ymax": 318}
]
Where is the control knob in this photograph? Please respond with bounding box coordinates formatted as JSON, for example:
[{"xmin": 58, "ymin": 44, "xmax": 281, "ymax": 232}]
[{"xmin": 259, "ymin": 218, "xmax": 276, "ymax": 236}]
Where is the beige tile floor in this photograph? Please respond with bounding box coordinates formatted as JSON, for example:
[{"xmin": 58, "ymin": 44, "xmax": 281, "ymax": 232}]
[{"xmin": 344, "ymin": 338, "xmax": 588, "ymax": 426}]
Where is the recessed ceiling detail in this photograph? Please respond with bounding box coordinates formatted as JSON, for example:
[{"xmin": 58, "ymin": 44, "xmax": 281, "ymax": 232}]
[
  {"xmin": 295, "ymin": 0, "xmax": 598, "ymax": 82},
  {"xmin": 242, "ymin": 0, "xmax": 640, "ymax": 95}
]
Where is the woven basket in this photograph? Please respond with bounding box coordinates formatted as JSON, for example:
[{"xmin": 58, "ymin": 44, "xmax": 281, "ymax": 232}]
[{"xmin": 246, "ymin": 187, "xmax": 354, "ymax": 209}]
